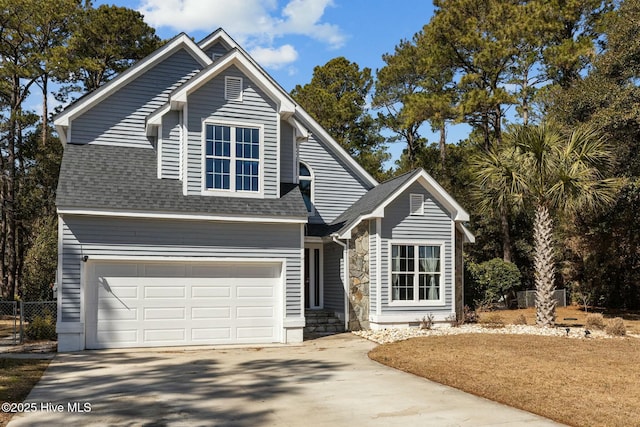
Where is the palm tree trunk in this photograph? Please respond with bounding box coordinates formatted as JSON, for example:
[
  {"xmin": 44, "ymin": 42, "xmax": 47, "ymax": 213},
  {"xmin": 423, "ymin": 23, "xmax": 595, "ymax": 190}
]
[{"xmin": 534, "ymin": 204, "xmax": 556, "ymax": 327}]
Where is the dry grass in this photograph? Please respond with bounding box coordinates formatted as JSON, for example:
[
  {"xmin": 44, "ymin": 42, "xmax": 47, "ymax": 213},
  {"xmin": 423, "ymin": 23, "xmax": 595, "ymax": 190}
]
[
  {"xmin": 477, "ymin": 306, "xmax": 640, "ymax": 334},
  {"xmin": 0, "ymin": 319, "xmax": 17, "ymax": 338},
  {"xmin": 370, "ymin": 333, "xmax": 640, "ymax": 427},
  {"xmin": 0, "ymin": 358, "xmax": 50, "ymax": 426}
]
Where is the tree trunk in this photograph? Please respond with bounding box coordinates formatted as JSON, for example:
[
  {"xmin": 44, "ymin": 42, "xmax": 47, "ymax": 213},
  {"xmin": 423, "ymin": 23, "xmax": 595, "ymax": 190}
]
[
  {"xmin": 534, "ymin": 204, "xmax": 556, "ymax": 327},
  {"xmin": 500, "ymin": 204, "xmax": 513, "ymax": 263},
  {"xmin": 42, "ymin": 75, "xmax": 48, "ymax": 146},
  {"xmin": 439, "ymin": 123, "xmax": 446, "ymax": 169}
]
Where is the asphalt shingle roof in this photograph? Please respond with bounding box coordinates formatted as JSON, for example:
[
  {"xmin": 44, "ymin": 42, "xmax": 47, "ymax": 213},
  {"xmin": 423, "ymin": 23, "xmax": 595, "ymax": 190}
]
[
  {"xmin": 56, "ymin": 143, "xmax": 308, "ymax": 219},
  {"xmin": 329, "ymin": 169, "xmax": 423, "ymax": 236}
]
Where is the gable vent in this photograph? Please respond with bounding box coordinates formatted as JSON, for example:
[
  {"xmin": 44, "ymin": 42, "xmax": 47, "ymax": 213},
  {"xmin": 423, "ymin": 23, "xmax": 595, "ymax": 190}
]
[
  {"xmin": 225, "ymin": 76, "xmax": 243, "ymax": 102},
  {"xmin": 410, "ymin": 193, "xmax": 424, "ymax": 216}
]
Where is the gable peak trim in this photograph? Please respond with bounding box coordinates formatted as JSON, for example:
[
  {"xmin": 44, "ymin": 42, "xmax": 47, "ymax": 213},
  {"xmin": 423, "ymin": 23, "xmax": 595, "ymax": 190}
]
[{"xmin": 54, "ymin": 33, "xmax": 212, "ymax": 141}]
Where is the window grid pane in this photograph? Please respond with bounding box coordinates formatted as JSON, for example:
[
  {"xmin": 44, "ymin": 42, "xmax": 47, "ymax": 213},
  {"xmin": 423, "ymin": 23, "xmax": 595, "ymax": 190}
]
[
  {"xmin": 392, "ymin": 244, "xmax": 441, "ymax": 302},
  {"xmin": 235, "ymin": 127, "xmax": 260, "ymax": 191},
  {"xmin": 205, "ymin": 124, "xmax": 259, "ymax": 192},
  {"xmin": 205, "ymin": 125, "xmax": 231, "ymax": 190}
]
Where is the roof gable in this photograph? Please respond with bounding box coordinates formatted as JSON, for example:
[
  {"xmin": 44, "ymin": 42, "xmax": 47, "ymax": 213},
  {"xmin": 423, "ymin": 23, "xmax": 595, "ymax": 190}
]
[
  {"xmin": 170, "ymin": 48, "xmax": 296, "ymax": 116},
  {"xmin": 333, "ymin": 168, "xmax": 470, "ymax": 238},
  {"xmin": 54, "ymin": 33, "xmax": 212, "ymax": 143}
]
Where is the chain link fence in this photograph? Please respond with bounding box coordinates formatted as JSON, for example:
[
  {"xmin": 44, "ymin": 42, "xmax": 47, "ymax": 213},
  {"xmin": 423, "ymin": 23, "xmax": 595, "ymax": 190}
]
[
  {"xmin": 0, "ymin": 301, "xmax": 18, "ymax": 345},
  {"xmin": 19, "ymin": 301, "xmax": 57, "ymax": 343},
  {"xmin": 517, "ymin": 289, "xmax": 567, "ymax": 309}
]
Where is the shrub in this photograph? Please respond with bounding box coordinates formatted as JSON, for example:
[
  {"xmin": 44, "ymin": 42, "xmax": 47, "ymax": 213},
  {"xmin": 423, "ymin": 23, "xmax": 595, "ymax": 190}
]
[
  {"xmin": 419, "ymin": 313, "xmax": 435, "ymax": 330},
  {"xmin": 585, "ymin": 313, "xmax": 605, "ymax": 330},
  {"xmin": 605, "ymin": 317, "xmax": 626, "ymax": 336},
  {"xmin": 479, "ymin": 313, "xmax": 505, "ymax": 329},
  {"xmin": 466, "ymin": 258, "xmax": 521, "ymax": 308},
  {"xmin": 25, "ymin": 314, "xmax": 56, "ymax": 341},
  {"xmin": 513, "ymin": 314, "xmax": 527, "ymax": 325},
  {"xmin": 463, "ymin": 305, "xmax": 478, "ymax": 323}
]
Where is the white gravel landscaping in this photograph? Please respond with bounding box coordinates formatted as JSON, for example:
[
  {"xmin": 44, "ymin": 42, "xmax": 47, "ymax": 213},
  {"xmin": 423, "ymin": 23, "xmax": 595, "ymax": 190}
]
[{"xmin": 352, "ymin": 324, "xmax": 618, "ymax": 344}]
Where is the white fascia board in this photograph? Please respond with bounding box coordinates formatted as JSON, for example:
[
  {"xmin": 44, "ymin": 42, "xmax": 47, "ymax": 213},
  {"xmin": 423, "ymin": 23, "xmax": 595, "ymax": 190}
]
[
  {"xmin": 294, "ymin": 108, "xmax": 378, "ymax": 188},
  {"xmin": 415, "ymin": 171, "xmax": 470, "ymax": 222},
  {"xmin": 198, "ymin": 28, "xmax": 238, "ymax": 52},
  {"xmin": 457, "ymin": 222, "xmax": 476, "ymax": 243},
  {"xmin": 172, "ymin": 50, "xmax": 296, "ymax": 117},
  {"xmin": 56, "ymin": 124, "xmax": 68, "ymax": 144},
  {"xmin": 57, "ymin": 208, "xmax": 308, "ymax": 224},
  {"xmin": 336, "ymin": 206, "xmax": 385, "ymax": 240},
  {"xmin": 54, "ymin": 34, "xmax": 211, "ymax": 129},
  {"xmin": 145, "ymin": 104, "xmax": 171, "ymax": 136},
  {"xmin": 287, "ymin": 117, "xmax": 309, "ymax": 142}
]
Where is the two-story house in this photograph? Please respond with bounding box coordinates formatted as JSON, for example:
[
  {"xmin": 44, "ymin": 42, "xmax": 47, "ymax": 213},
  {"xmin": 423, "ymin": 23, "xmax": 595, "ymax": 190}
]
[{"xmin": 53, "ymin": 29, "xmax": 473, "ymax": 351}]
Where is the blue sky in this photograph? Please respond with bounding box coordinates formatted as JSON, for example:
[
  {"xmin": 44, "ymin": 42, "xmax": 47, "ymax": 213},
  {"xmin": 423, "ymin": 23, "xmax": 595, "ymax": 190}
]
[{"xmin": 92, "ymin": 0, "xmax": 471, "ymax": 164}]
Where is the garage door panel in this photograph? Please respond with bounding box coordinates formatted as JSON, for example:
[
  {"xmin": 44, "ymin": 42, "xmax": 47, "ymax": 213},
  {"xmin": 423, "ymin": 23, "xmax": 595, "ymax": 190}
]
[
  {"xmin": 191, "ymin": 286, "xmax": 231, "ymax": 298},
  {"xmin": 237, "ymin": 286, "xmax": 273, "ymax": 298},
  {"xmin": 191, "ymin": 328, "xmax": 231, "ymax": 341},
  {"xmin": 144, "ymin": 329, "xmax": 185, "ymax": 342},
  {"xmin": 237, "ymin": 306, "xmax": 273, "ymax": 318},
  {"xmin": 191, "ymin": 307, "xmax": 231, "ymax": 319},
  {"xmin": 143, "ymin": 307, "xmax": 186, "ymax": 320},
  {"xmin": 144, "ymin": 286, "xmax": 186, "ymax": 299},
  {"xmin": 190, "ymin": 265, "xmax": 235, "ymax": 277},
  {"xmin": 87, "ymin": 261, "xmax": 281, "ymax": 349}
]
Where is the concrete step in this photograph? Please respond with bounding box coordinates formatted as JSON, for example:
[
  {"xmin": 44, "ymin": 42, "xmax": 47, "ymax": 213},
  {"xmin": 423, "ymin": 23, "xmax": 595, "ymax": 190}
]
[{"xmin": 304, "ymin": 310, "xmax": 345, "ymax": 336}]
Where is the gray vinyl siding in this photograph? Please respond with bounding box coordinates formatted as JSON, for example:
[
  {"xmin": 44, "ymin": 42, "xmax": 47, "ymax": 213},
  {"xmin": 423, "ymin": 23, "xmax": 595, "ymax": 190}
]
[
  {"xmin": 70, "ymin": 49, "xmax": 201, "ymax": 148},
  {"xmin": 299, "ymin": 134, "xmax": 370, "ymax": 224},
  {"xmin": 59, "ymin": 216, "xmax": 302, "ymax": 322},
  {"xmin": 280, "ymin": 120, "xmax": 295, "ymax": 183},
  {"xmin": 323, "ymin": 242, "xmax": 344, "ymax": 316},
  {"xmin": 380, "ymin": 183, "xmax": 454, "ymax": 315},
  {"xmin": 369, "ymin": 219, "xmax": 377, "ymax": 316},
  {"xmin": 204, "ymin": 41, "xmax": 230, "ymax": 60},
  {"xmin": 186, "ymin": 66, "xmax": 279, "ymax": 197},
  {"xmin": 160, "ymin": 110, "xmax": 181, "ymax": 179}
]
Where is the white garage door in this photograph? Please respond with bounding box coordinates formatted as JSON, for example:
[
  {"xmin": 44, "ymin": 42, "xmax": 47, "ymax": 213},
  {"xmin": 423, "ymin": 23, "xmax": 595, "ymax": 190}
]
[{"xmin": 85, "ymin": 261, "xmax": 282, "ymax": 349}]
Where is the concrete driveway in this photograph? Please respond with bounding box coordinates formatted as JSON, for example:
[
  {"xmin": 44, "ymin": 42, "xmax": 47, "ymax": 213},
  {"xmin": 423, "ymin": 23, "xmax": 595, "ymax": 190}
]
[{"xmin": 9, "ymin": 333, "xmax": 563, "ymax": 426}]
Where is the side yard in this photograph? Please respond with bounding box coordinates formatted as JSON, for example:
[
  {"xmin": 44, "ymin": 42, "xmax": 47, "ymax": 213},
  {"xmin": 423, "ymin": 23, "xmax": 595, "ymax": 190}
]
[
  {"xmin": 369, "ymin": 306, "xmax": 640, "ymax": 427},
  {"xmin": 0, "ymin": 359, "xmax": 50, "ymax": 427}
]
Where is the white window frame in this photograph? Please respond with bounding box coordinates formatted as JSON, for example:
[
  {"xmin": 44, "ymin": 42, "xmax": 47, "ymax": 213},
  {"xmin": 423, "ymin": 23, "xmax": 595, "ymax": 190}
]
[
  {"xmin": 201, "ymin": 120, "xmax": 264, "ymax": 197},
  {"xmin": 388, "ymin": 240, "xmax": 446, "ymax": 306},
  {"xmin": 299, "ymin": 161, "xmax": 315, "ymax": 215}
]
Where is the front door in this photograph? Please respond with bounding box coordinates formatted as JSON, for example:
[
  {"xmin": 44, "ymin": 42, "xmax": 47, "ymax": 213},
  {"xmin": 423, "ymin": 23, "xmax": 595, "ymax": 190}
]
[{"xmin": 304, "ymin": 244, "xmax": 323, "ymax": 309}]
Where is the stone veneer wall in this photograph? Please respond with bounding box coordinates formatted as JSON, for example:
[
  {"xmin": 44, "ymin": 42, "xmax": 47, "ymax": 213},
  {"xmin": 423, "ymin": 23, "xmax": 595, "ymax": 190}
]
[{"xmin": 348, "ymin": 221, "xmax": 370, "ymax": 330}]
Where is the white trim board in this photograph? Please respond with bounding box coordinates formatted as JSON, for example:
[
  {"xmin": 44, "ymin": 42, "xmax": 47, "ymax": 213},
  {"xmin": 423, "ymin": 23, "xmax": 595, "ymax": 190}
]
[{"xmin": 57, "ymin": 209, "xmax": 307, "ymax": 224}]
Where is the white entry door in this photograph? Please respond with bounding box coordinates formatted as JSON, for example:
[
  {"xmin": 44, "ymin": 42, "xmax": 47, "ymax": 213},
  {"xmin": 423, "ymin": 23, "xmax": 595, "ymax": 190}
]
[
  {"xmin": 85, "ymin": 260, "xmax": 282, "ymax": 349},
  {"xmin": 304, "ymin": 245, "xmax": 323, "ymax": 309}
]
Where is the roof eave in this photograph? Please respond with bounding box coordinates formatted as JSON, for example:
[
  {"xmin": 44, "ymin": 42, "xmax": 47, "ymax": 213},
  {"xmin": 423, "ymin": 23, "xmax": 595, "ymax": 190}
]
[{"xmin": 54, "ymin": 33, "xmax": 212, "ymax": 133}]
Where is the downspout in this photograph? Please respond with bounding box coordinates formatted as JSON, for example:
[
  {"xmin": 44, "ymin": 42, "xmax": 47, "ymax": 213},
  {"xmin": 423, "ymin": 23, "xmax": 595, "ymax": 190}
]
[{"xmin": 331, "ymin": 235, "xmax": 349, "ymax": 332}]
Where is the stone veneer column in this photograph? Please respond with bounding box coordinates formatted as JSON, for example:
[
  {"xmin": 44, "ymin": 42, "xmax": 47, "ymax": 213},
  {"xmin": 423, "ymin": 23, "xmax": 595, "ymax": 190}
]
[{"xmin": 348, "ymin": 221, "xmax": 370, "ymax": 330}]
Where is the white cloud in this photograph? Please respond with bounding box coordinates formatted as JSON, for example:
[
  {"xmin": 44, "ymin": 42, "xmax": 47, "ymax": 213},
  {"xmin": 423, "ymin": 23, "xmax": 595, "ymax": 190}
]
[
  {"xmin": 137, "ymin": 0, "xmax": 345, "ymax": 68},
  {"xmin": 249, "ymin": 44, "xmax": 298, "ymax": 69}
]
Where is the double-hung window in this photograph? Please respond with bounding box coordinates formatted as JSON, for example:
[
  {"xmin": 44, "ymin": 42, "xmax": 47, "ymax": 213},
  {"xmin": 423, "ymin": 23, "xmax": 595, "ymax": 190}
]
[
  {"xmin": 391, "ymin": 243, "xmax": 442, "ymax": 302},
  {"xmin": 204, "ymin": 124, "xmax": 260, "ymax": 193}
]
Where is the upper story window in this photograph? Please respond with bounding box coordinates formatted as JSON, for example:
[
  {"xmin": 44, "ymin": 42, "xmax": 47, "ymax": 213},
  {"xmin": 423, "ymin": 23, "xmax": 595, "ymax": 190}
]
[
  {"xmin": 204, "ymin": 124, "xmax": 260, "ymax": 192},
  {"xmin": 299, "ymin": 162, "xmax": 313, "ymax": 212}
]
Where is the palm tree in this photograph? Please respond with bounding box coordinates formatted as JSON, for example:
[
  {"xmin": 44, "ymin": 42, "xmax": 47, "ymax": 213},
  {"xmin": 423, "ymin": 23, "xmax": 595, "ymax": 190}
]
[{"xmin": 473, "ymin": 124, "xmax": 621, "ymax": 326}]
